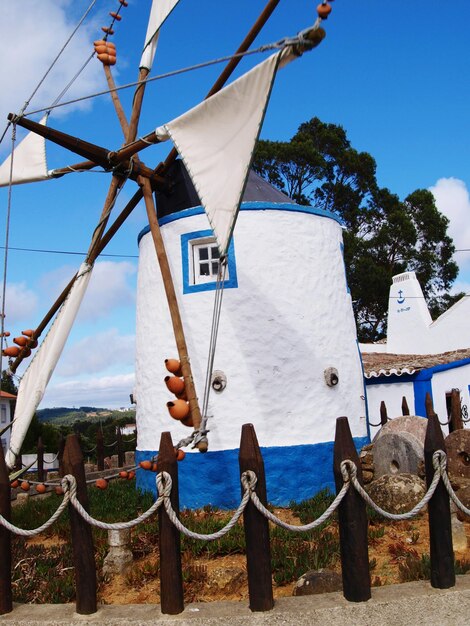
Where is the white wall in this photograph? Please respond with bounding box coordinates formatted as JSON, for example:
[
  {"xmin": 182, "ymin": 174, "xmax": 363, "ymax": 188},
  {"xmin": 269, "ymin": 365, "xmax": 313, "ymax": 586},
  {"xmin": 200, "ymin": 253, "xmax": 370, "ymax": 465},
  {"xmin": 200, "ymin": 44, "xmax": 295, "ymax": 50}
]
[
  {"xmin": 386, "ymin": 272, "xmax": 470, "ymax": 354},
  {"xmin": 135, "ymin": 205, "xmax": 367, "ymax": 453},
  {"xmin": 0, "ymin": 399, "xmax": 12, "ymax": 457},
  {"xmin": 365, "ymin": 380, "xmax": 415, "ymax": 438},
  {"xmin": 430, "ymin": 363, "xmax": 470, "ymax": 435}
]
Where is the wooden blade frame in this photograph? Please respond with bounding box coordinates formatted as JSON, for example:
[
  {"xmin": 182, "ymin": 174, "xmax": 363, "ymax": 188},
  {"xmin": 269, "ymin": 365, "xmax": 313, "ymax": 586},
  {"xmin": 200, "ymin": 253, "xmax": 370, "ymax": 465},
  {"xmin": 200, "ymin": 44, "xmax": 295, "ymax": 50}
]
[{"xmin": 8, "ymin": 0, "xmax": 283, "ymax": 448}]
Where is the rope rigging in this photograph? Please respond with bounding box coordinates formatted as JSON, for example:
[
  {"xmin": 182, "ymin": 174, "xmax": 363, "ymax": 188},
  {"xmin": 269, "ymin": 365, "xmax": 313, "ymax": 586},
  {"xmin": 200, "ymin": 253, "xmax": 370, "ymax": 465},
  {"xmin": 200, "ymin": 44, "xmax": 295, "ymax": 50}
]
[{"xmin": 21, "ymin": 21, "xmax": 324, "ymax": 118}]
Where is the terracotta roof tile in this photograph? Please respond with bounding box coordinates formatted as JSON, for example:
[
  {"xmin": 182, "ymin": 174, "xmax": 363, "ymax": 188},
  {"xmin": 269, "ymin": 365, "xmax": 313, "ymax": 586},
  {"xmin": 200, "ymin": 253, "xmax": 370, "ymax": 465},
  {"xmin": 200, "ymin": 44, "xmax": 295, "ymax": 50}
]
[{"xmin": 361, "ymin": 348, "xmax": 470, "ymax": 378}]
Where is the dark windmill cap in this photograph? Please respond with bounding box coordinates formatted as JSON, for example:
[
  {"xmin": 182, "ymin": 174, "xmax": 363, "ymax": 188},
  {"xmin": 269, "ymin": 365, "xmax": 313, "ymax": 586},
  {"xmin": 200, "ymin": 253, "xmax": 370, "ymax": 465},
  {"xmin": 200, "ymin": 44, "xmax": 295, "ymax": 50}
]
[{"xmin": 155, "ymin": 160, "xmax": 295, "ymax": 218}]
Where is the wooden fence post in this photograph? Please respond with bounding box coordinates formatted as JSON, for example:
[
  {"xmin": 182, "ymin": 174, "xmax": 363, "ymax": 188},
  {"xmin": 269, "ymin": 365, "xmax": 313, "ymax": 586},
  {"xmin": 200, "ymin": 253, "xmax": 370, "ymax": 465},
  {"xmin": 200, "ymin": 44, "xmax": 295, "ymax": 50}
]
[
  {"xmin": 157, "ymin": 432, "xmax": 184, "ymax": 615},
  {"xmin": 62, "ymin": 434, "xmax": 97, "ymax": 614},
  {"xmin": 401, "ymin": 396, "xmax": 410, "ymax": 416},
  {"xmin": 116, "ymin": 427, "xmax": 124, "ymax": 468},
  {"xmin": 37, "ymin": 436, "xmax": 45, "ymax": 483},
  {"xmin": 449, "ymin": 389, "xmax": 463, "ymax": 433},
  {"xmin": 333, "ymin": 416, "xmax": 371, "ymax": 602},
  {"xmin": 239, "ymin": 424, "xmax": 273, "ymax": 612},
  {"xmin": 424, "ymin": 413, "xmax": 455, "ymax": 589},
  {"xmin": 0, "ymin": 443, "xmax": 12, "ymax": 615},
  {"xmin": 96, "ymin": 429, "xmax": 104, "ymax": 471},
  {"xmin": 425, "ymin": 392, "xmax": 434, "ymax": 418},
  {"xmin": 379, "ymin": 401, "xmax": 388, "ymax": 426}
]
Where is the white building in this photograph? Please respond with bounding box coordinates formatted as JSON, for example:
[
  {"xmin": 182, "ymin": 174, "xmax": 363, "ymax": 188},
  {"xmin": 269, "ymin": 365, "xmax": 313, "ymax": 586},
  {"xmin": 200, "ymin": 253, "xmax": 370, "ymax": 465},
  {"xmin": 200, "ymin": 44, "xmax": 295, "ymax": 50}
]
[
  {"xmin": 361, "ymin": 271, "xmax": 470, "ymax": 355},
  {"xmin": 361, "ymin": 271, "xmax": 470, "ymax": 434},
  {"xmin": 0, "ymin": 390, "xmax": 15, "ymax": 458},
  {"xmin": 134, "ymin": 164, "xmax": 368, "ymax": 507}
]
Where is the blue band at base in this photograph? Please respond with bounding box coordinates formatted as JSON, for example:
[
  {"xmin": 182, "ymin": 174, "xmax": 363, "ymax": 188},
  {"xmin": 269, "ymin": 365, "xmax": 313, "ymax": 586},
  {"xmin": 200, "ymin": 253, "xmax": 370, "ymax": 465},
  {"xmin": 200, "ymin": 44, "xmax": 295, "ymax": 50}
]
[{"xmin": 135, "ymin": 438, "xmax": 369, "ymax": 509}]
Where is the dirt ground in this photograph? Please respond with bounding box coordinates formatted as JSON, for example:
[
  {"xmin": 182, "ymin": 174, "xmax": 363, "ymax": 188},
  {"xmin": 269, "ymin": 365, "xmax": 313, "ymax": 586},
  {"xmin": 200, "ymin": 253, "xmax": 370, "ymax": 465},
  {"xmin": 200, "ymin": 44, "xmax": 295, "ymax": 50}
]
[{"xmin": 95, "ymin": 509, "xmax": 470, "ymax": 605}]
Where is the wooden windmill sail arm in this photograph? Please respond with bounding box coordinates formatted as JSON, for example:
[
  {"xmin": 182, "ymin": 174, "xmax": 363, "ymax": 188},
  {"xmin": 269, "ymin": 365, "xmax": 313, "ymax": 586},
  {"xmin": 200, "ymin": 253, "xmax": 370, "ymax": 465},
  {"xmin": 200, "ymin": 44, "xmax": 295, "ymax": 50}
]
[
  {"xmin": 8, "ymin": 187, "xmax": 144, "ymax": 374},
  {"xmin": 7, "ymin": 114, "xmax": 167, "ymax": 189}
]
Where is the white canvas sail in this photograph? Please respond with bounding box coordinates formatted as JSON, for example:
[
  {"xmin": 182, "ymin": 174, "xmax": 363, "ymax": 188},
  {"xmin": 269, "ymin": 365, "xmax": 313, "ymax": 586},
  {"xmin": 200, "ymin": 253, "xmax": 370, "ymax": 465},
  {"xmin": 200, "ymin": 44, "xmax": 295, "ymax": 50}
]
[
  {"xmin": 0, "ymin": 115, "xmax": 51, "ymax": 187},
  {"xmin": 140, "ymin": 0, "xmax": 180, "ymax": 71},
  {"xmin": 5, "ymin": 263, "xmax": 93, "ymax": 469},
  {"xmin": 155, "ymin": 48, "xmax": 297, "ymax": 255}
]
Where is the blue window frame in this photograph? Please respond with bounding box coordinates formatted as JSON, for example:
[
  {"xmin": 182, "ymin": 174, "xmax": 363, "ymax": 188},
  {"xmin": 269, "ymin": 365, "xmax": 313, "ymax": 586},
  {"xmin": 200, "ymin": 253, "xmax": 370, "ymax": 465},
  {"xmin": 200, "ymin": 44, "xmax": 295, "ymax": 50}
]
[{"xmin": 181, "ymin": 230, "xmax": 238, "ymax": 294}]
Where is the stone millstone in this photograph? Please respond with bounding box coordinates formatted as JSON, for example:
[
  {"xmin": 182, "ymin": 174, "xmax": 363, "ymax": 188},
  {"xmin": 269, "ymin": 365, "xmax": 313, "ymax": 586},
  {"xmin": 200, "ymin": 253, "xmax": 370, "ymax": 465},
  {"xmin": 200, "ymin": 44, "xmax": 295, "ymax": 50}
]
[
  {"xmin": 293, "ymin": 569, "xmax": 342, "ymax": 596},
  {"xmin": 445, "ymin": 429, "xmax": 470, "ymax": 480},
  {"xmin": 373, "ymin": 415, "xmax": 428, "ymax": 445},
  {"xmin": 373, "ymin": 431, "xmax": 424, "ymax": 478},
  {"xmin": 366, "ymin": 473, "xmax": 426, "ymax": 515}
]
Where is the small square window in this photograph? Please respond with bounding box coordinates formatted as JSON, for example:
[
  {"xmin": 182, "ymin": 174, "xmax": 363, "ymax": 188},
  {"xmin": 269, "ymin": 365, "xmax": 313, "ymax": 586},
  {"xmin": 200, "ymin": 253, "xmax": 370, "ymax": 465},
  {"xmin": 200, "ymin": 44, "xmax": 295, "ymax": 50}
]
[{"xmin": 181, "ymin": 230, "xmax": 238, "ymax": 294}]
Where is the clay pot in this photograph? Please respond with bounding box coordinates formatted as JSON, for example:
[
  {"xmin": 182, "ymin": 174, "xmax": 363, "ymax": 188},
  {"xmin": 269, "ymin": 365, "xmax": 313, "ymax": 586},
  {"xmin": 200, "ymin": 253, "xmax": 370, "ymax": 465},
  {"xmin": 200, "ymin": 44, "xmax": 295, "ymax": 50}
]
[
  {"xmin": 13, "ymin": 336, "xmax": 28, "ymax": 347},
  {"xmin": 181, "ymin": 414, "xmax": 194, "ymax": 428},
  {"xmin": 35, "ymin": 483, "xmax": 47, "ymax": 494},
  {"xmin": 119, "ymin": 471, "xmax": 128, "ymax": 479},
  {"xmin": 2, "ymin": 346, "xmax": 20, "ymax": 358},
  {"xmin": 21, "ymin": 329, "xmax": 34, "ymax": 337},
  {"xmin": 20, "ymin": 481, "xmax": 30, "ymax": 491},
  {"xmin": 139, "ymin": 460, "xmax": 152, "ymax": 470},
  {"xmin": 55, "ymin": 485, "xmax": 64, "ymax": 496},
  {"xmin": 10, "ymin": 480, "xmax": 19, "ymax": 489},
  {"xmin": 175, "ymin": 449, "xmax": 186, "ymax": 461},
  {"xmin": 95, "ymin": 478, "xmax": 108, "ymax": 489},
  {"xmin": 167, "ymin": 399, "xmax": 190, "ymax": 420},
  {"xmin": 165, "ymin": 359, "xmax": 182, "ymax": 376},
  {"xmin": 165, "ymin": 375, "xmax": 185, "ymax": 395},
  {"xmin": 317, "ymin": 2, "xmax": 332, "ymax": 18}
]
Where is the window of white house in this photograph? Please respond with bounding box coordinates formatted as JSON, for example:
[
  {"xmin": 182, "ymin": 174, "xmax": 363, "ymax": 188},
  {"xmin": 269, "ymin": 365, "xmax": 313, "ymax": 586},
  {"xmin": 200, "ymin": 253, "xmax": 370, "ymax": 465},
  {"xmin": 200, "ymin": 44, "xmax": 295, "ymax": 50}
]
[
  {"xmin": 0, "ymin": 406, "xmax": 6, "ymax": 424},
  {"xmin": 181, "ymin": 230, "xmax": 238, "ymax": 294}
]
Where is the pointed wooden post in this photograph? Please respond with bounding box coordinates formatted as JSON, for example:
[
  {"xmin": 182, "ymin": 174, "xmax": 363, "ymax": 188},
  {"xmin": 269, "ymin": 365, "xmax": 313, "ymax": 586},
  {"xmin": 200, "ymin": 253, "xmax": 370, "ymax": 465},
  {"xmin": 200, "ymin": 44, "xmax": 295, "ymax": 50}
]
[
  {"xmin": 424, "ymin": 413, "xmax": 455, "ymax": 589},
  {"xmin": 157, "ymin": 432, "xmax": 184, "ymax": 615},
  {"xmin": 96, "ymin": 429, "xmax": 104, "ymax": 471},
  {"xmin": 401, "ymin": 396, "xmax": 410, "ymax": 416},
  {"xmin": 0, "ymin": 443, "xmax": 12, "ymax": 615},
  {"xmin": 37, "ymin": 436, "xmax": 45, "ymax": 482},
  {"xmin": 449, "ymin": 389, "xmax": 463, "ymax": 433},
  {"xmin": 333, "ymin": 416, "xmax": 371, "ymax": 602},
  {"xmin": 239, "ymin": 424, "xmax": 273, "ymax": 612},
  {"xmin": 425, "ymin": 392, "xmax": 434, "ymax": 418},
  {"xmin": 62, "ymin": 434, "xmax": 97, "ymax": 614},
  {"xmin": 379, "ymin": 401, "xmax": 388, "ymax": 426},
  {"xmin": 116, "ymin": 428, "xmax": 124, "ymax": 468}
]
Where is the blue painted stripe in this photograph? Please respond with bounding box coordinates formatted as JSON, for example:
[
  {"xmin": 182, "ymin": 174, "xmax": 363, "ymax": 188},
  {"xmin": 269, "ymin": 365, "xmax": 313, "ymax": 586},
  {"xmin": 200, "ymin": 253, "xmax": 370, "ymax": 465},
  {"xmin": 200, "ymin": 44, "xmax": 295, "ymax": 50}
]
[
  {"xmin": 137, "ymin": 202, "xmax": 343, "ymax": 245},
  {"xmin": 413, "ymin": 378, "xmax": 433, "ymax": 417},
  {"xmin": 135, "ymin": 437, "xmax": 369, "ymax": 509}
]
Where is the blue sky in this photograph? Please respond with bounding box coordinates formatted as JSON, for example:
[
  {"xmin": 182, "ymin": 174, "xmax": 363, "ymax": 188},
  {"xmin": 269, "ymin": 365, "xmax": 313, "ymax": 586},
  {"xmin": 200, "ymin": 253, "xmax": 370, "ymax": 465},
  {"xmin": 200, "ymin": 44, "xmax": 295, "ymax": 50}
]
[{"xmin": 1, "ymin": 0, "xmax": 470, "ymax": 407}]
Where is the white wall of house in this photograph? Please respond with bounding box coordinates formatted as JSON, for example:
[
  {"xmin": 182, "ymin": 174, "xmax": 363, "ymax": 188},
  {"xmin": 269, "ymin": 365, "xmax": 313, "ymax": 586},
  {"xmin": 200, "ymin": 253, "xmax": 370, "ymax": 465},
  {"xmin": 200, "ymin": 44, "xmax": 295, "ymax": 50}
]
[
  {"xmin": 365, "ymin": 379, "xmax": 415, "ymax": 438},
  {"xmin": 386, "ymin": 272, "xmax": 470, "ymax": 355},
  {"xmin": 0, "ymin": 398, "xmax": 12, "ymax": 457},
  {"xmin": 429, "ymin": 363, "xmax": 470, "ymax": 434}
]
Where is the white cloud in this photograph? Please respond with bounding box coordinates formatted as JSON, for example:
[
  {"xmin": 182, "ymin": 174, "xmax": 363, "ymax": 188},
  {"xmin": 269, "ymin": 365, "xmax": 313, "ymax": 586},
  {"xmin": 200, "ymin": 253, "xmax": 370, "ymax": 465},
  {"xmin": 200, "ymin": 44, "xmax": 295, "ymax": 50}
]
[
  {"xmin": 39, "ymin": 260, "xmax": 136, "ymax": 321},
  {"xmin": 429, "ymin": 177, "xmax": 470, "ymax": 272},
  {"xmin": 0, "ymin": 281, "xmax": 38, "ymax": 329},
  {"xmin": 0, "ymin": 1, "xmax": 105, "ymax": 155},
  {"xmin": 42, "ymin": 372, "xmax": 135, "ymax": 408},
  {"xmin": 57, "ymin": 328, "xmax": 135, "ymax": 377}
]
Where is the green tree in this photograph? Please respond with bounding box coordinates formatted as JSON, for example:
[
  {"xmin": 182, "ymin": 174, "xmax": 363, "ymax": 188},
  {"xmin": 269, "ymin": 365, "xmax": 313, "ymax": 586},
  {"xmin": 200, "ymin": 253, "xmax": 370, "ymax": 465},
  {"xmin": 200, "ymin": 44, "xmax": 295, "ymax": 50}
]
[{"xmin": 253, "ymin": 118, "xmax": 458, "ymax": 341}]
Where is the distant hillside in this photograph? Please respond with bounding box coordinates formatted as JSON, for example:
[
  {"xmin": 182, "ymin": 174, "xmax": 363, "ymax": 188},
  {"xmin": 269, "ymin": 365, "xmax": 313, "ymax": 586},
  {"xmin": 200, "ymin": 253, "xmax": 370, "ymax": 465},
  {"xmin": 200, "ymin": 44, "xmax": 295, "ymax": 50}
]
[{"xmin": 37, "ymin": 406, "xmax": 136, "ymax": 427}]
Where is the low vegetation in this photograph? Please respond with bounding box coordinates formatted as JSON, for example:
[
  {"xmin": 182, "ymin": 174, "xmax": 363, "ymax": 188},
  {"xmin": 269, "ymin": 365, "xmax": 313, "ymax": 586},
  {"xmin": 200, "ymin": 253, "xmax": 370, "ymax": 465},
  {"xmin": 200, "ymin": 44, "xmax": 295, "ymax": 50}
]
[{"xmin": 10, "ymin": 480, "xmax": 470, "ymax": 604}]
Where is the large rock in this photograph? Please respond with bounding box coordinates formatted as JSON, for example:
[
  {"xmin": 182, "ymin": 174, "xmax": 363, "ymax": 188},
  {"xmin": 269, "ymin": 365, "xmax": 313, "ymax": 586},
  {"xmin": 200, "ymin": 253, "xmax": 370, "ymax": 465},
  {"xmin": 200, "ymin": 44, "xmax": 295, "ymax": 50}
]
[
  {"xmin": 374, "ymin": 415, "xmax": 428, "ymax": 445},
  {"xmin": 445, "ymin": 430, "xmax": 470, "ymax": 481},
  {"xmin": 366, "ymin": 473, "xmax": 426, "ymax": 515},
  {"xmin": 373, "ymin": 431, "xmax": 424, "ymax": 478},
  {"xmin": 205, "ymin": 567, "xmax": 247, "ymax": 594},
  {"xmin": 452, "ymin": 478, "xmax": 470, "ymax": 522},
  {"xmin": 103, "ymin": 529, "xmax": 133, "ymax": 575},
  {"xmin": 293, "ymin": 569, "xmax": 342, "ymax": 596}
]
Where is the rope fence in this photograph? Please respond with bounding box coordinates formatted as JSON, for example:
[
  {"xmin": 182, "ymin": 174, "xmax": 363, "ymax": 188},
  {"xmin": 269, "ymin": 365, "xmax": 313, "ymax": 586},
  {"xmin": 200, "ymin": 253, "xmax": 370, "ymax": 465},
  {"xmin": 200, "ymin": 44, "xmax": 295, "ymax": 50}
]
[
  {"xmin": 2, "ymin": 450, "xmax": 468, "ymax": 539},
  {"xmin": 1, "ymin": 417, "xmax": 468, "ymax": 617}
]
